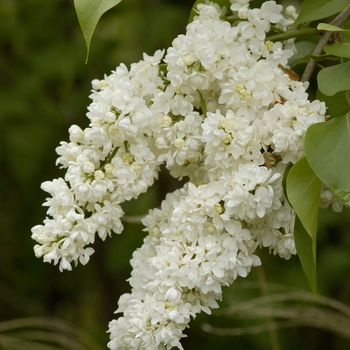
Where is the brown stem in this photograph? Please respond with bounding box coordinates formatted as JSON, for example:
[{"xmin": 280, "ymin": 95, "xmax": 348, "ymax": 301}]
[{"xmin": 301, "ymin": 4, "xmax": 350, "ymax": 83}]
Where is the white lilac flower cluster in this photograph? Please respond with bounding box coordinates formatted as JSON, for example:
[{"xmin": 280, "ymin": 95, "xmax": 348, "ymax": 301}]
[{"xmin": 31, "ymin": 0, "xmax": 344, "ymax": 349}]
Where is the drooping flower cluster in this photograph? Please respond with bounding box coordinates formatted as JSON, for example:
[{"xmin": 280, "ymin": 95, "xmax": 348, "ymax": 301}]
[{"xmin": 31, "ymin": 0, "xmax": 344, "ymax": 349}]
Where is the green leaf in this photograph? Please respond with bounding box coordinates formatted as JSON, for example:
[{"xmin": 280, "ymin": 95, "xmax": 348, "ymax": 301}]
[
  {"xmin": 346, "ymin": 90, "xmax": 350, "ymax": 105},
  {"xmin": 305, "ymin": 113, "xmax": 350, "ymax": 205},
  {"xmin": 286, "ymin": 157, "xmax": 321, "ymax": 293},
  {"xmin": 294, "ymin": 0, "xmax": 350, "ymax": 26},
  {"xmin": 317, "ymin": 23, "xmax": 350, "ymax": 32},
  {"xmin": 289, "ymin": 41, "xmax": 316, "ymax": 67},
  {"xmin": 344, "ymin": 19, "xmax": 350, "ymax": 30},
  {"xmin": 188, "ymin": 0, "xmax": 229, "ymax": 23},
  {"xmin": 317, "ymin": 60, "xmax": 350, "ymax": 96},
  {"xmin": 287, "ymin": 157, "xmax": 322, "ymax": 244},
  {"xmin": 316, "ymin": 89, "xmax": 350, "ymax": 118},
  {"xmin": 74, "ymin": 0, "xmax": 122, "ymax": 62},
  {"xmin": 324, "ymin": 42, "xmax": 350, "ymax": 58},
  {"xmin": 294, "ymin": 216, "xmax": 317, "ymax": 293}
]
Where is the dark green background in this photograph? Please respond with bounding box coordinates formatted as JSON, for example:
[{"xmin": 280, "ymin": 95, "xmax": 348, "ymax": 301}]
[{"xmin": 1, "ymin": 0, "xmax": 350, "ymax": 349}]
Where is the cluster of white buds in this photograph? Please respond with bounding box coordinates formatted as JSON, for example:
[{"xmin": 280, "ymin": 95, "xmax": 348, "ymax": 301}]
[{"xmin": 31, "ymin": 0, "xmax": 345, "ymax": 349}]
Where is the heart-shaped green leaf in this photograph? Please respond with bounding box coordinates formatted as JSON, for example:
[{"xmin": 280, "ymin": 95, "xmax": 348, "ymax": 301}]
[
  {"xmin": 294, "ymin": 216, "xmax": 317, "ymax": 293},
  {"xmin": 316, "ymin": 90, "xmax": 350, "ymax": 118},
  {"xmin": 286, "ymin": 157, "xmax": 321, "ymax": 293},
  {"xmin": 74, "ymin": 0, "xmax": 122, "ymax": 62},
  {"xmin": 317, "ymin": 60, "xmax": 350, "ymax": 96},
  {"xmin": 305, "ymin": 113, "xmax": 350, "ymax": 205},
  {"xmin": 287, "ymin": 157, "xmax": 321, "ymax": 245},
  {"xmin": 324, "ymin": 43, "xmax": 350, "ymax": 58}
]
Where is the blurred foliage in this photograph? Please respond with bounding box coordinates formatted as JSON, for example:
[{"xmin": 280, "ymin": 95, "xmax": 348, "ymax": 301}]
[{"xmin": 0, "ymin": 0, "xmax": 350, "ymax": 349}]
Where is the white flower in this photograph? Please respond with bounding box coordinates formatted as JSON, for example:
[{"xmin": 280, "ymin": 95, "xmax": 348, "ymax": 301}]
[
  {"xmin": 32, "ymin": 2, "xmax": 339, "ymax": 349},
  {"xmin": 230, "ymin": 0, "xmax": 250, "ymax": 18}
]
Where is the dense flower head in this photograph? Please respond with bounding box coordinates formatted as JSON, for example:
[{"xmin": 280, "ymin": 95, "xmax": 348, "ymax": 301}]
[{"xmin": 31, "ymin": 0, "xmax": 345, "ymax": 349}]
